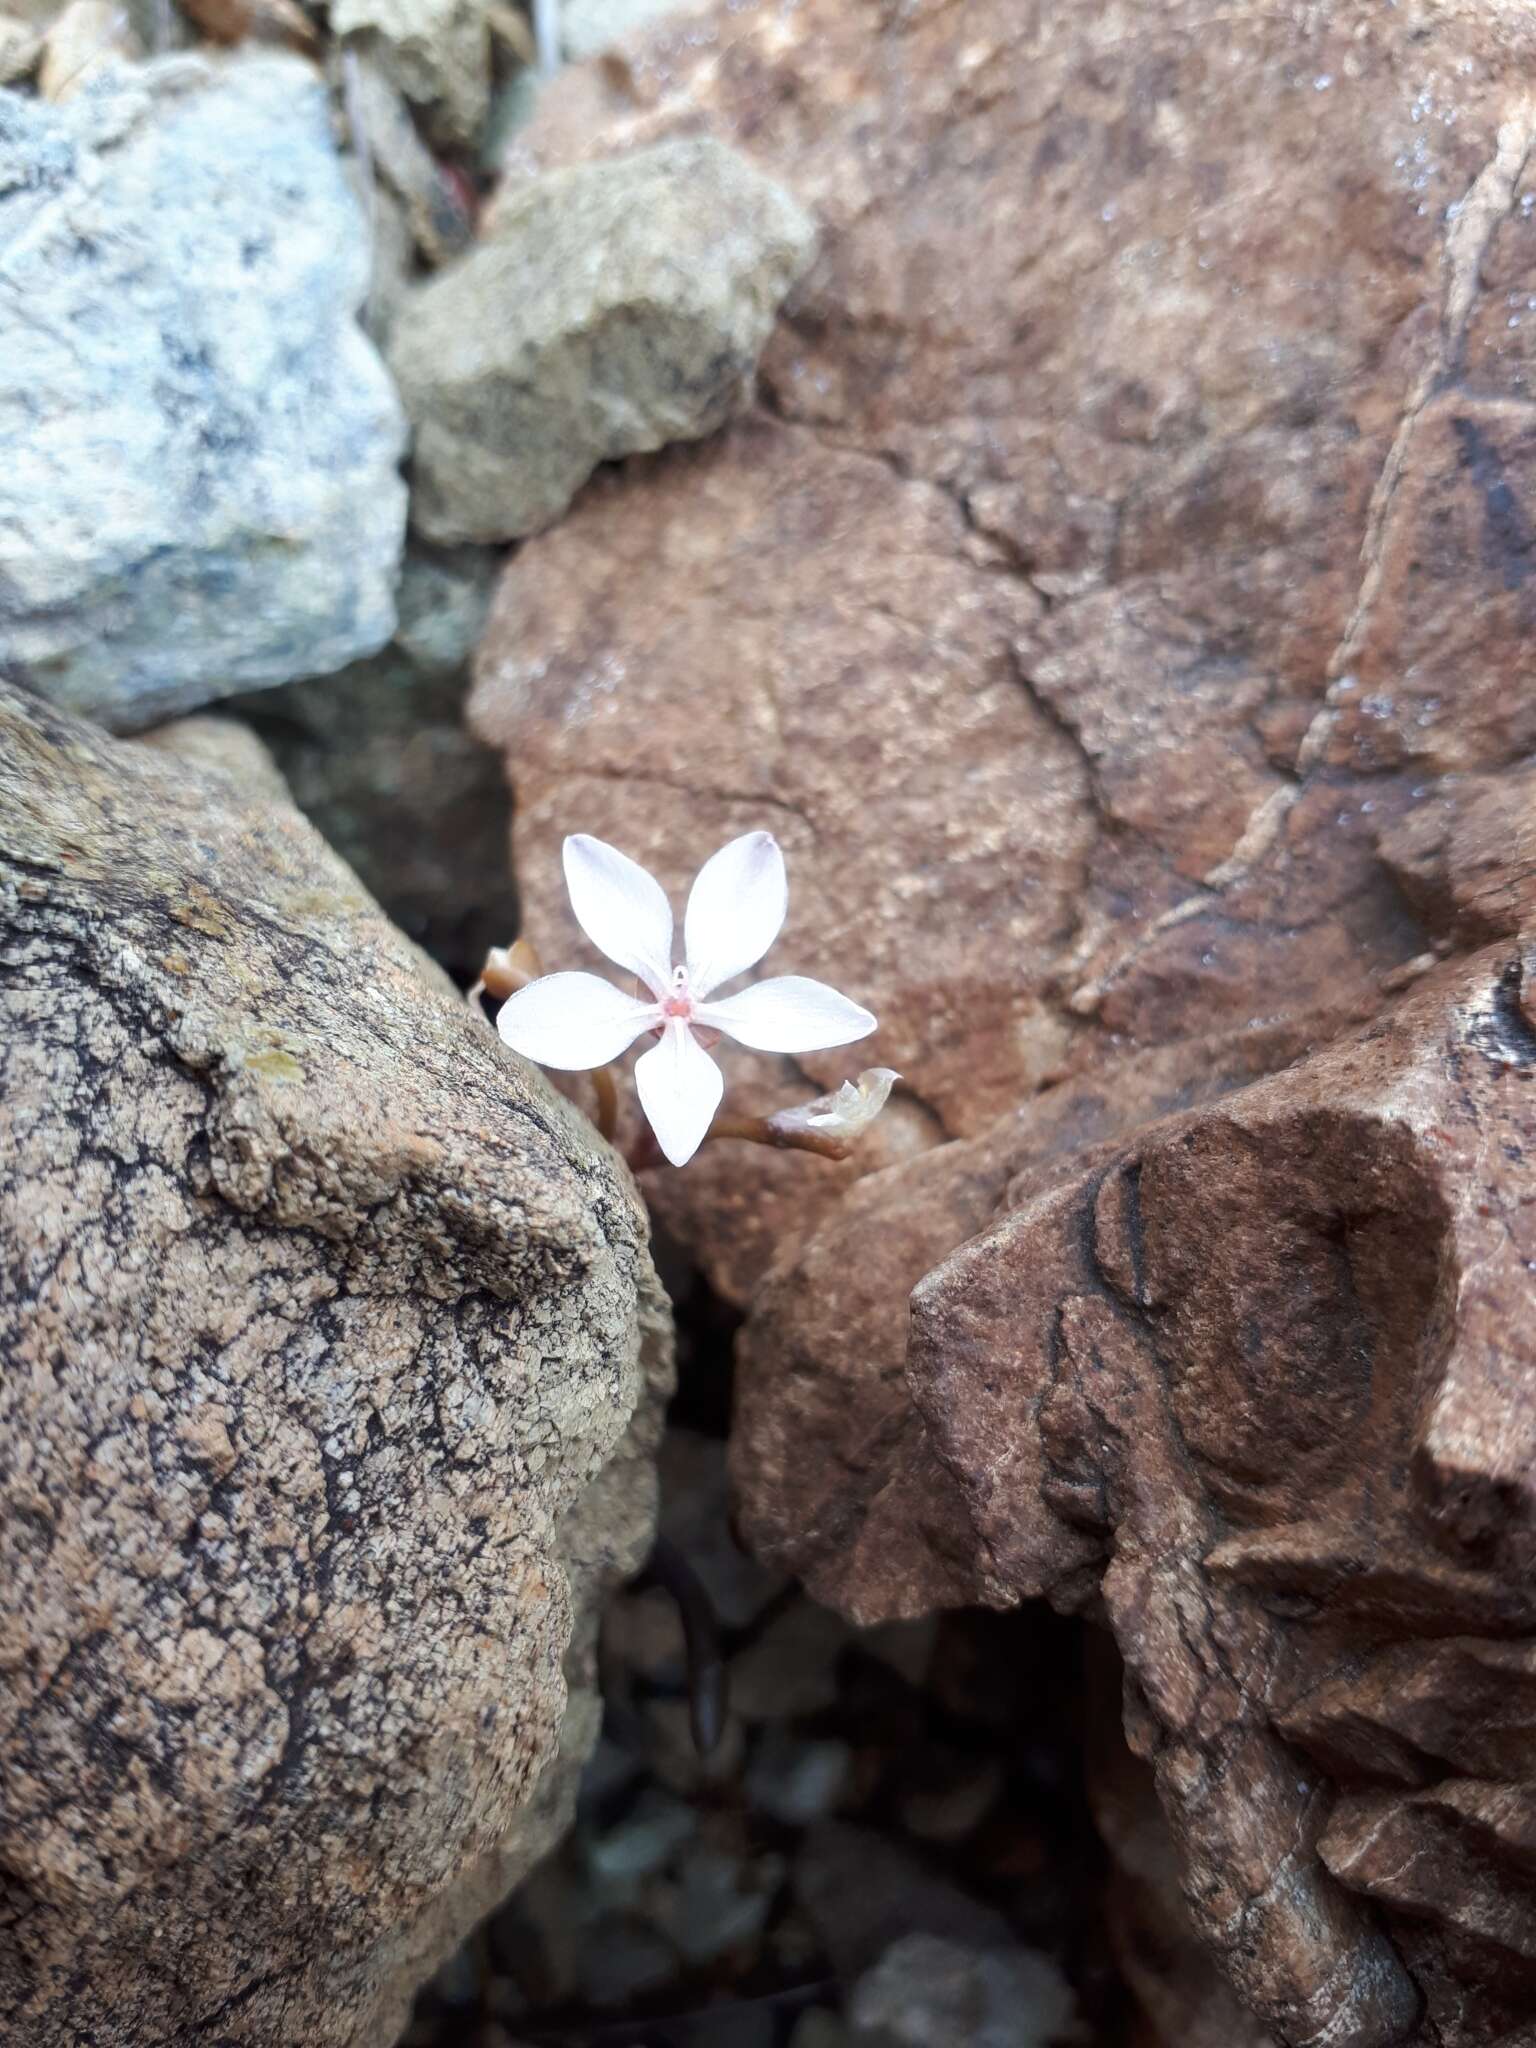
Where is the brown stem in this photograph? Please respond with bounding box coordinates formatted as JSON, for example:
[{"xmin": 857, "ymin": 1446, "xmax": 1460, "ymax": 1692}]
[
  {"xmin": 592, "ymin": 1063, "xmax": 619, "ymax": 1144},
  {"xmin": 703, "ymin": 1112, "xmax": 852, "ymax": 1161},
  {"xmin": 620, "ymin": 1111, "xmax": 852, "ymax": 1173}
]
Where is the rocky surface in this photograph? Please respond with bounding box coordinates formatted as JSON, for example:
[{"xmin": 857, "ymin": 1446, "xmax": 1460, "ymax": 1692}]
[
  {"xmin": 227, "ymin": 543, "xmax": 513, "ymax": 983},
  {"xmin": 0, "ymin": 52, "xmax": 407, "ymax": 729},
  {"xmin": 0, "ymin": 681, "xmax": 670, "ymax": 2045},
  {"xmin": 894, "ymin": 944, "xmax": 1536, "ymax": 2046},
  {"xmin": 331, "ymin": 0, "xmax": 489, "ymax": 149},
  {"xmin": 848, "ymin": 1932, "xmax": 1078, "ymax": 2048},
  {"xmin": 407, "ymin": 1423, "xmax": 1103, "ymax": 2048},
  {"xmin": 468, "ymin": 1, "xmax": 1536, "ymax": 2041},
  {"xmin": 472, "ymin": 0, "xmax": 1529, "ymax": 1305},
  {"xmin": 391, "ymin": 134, "xmax": 816, "ymax": 542},
  {"xmin": 559, "ymin": 0, "xmax": 710, "ymax": 61}
]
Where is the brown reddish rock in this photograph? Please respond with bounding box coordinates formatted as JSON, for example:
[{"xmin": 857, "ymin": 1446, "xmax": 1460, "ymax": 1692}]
[
  {"xmin": 468, "ymin": 2, "xmax": 1536, "ymax": 2040},
  {"xmin": 880, "ymin": 941, "xmax": 1536, "ymax": 2046},
  {"xmin": 472, "ymin": 0, "xmax": 1536, "ymax": 1305},
  {"xmin": 0, "ymin": 685, "xmax": 671, "ymax": 2045}
]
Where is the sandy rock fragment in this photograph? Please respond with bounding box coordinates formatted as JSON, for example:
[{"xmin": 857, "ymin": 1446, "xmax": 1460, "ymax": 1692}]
[
  {"xmin": 35, "ymin": 0, "xmax": 134, "ymax": 94},
  {"xmin": 0, "ymin": 52, "xmax": 406, "ymax": 729},
  {"xmin": 332, "ymin": 0, "xmax": 489, "ymax": 149},
  {"xmin": 0, "ymin": 13, "xmax": 39, "ymax": 78},
  {"xmin": 0, "ymin": 682, "xmax": 671, "ymax": 2046},
  {"xmin": 391, "ymin": 135, "xmax": 817, "ymax": 542},
  {"xmin": 337, "ymin": 40, "xmax": 475, "ymax": 285}
]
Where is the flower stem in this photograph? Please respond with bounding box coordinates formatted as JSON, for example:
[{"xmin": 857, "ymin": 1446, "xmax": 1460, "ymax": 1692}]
[
  {"xmin": 703, "ymin": 1111, "xmax": 852, "ymax": 1161},
  {"xmin": 592, "ymin": 1063, "xmax": 619, "ymax": 1143}
]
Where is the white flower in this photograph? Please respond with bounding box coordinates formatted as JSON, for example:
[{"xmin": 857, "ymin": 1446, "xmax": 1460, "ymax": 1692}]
[{"xmin": 496, "ymin": 832, "xmax": 877, "ymax": 1167}]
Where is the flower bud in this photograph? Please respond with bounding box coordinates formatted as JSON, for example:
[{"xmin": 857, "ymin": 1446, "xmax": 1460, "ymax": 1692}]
[{"xmin": 767, "ymin": 1067, "xmax": 900, "ymax": 1142}]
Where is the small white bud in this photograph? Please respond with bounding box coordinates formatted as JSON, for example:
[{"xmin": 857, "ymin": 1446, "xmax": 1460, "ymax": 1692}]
[{"xmin": 767, "ymin": 1067, "xmax": 901, "ymax": 1142}]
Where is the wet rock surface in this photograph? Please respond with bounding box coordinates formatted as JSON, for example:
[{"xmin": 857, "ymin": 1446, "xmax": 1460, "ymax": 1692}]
[
  {"xmin": 0, "ymin": 52, "xmax": 407, "ymax": 729},
  {"xmin": 467, "ymin": 1, "xmax": 1536, "ymax": 2041},
  {"xmin": 0, "ymin": 682, "xmax": 670, "ymax": 2045}
]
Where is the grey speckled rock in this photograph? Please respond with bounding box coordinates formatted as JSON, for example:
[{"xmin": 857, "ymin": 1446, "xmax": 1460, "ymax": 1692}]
[
  {"xmin": 0, "ymin": 54, "xmax": 407, "ymax": 731},
  {"xmin": 390, "ymin": 135, "xmax": 816, "ymax": 542},
  {"xmin": 0, "ymin": 680, "xmax": 671, "ymax": 2045},
  {"xmin": 849, "ymin": 1934, "xmax": 1080, "ymax": 2048}
]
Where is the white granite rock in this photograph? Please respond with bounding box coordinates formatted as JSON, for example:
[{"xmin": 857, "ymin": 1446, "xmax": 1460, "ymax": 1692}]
[{"xmin": 0, "ymin": 53, "xmax": 407, "ymax": 729}]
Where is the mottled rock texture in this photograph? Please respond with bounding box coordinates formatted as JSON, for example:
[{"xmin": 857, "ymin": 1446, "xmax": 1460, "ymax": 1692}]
[
  {"xmin": 227, "ymin": 544, "xmax": 513, "ymax": 984},
  {"xmin": 0, "ymin": 683, "xmax": 670, "ymax": 2045},
  {"xmin": 896, "ymin": 947, "xmax": 1536, "ymax": 2047},
  {"xmin": 331, "ymin": 0, "xmax": 488, "ymax": 149},
  {"xmin": 559, "ymin": 0, "xmax": 709, "ymax": 60},
  {"xmin": 0, "ymin": 52, "xmax": 407, "ymax": 731},
  {"xmin": 392, "ymin": 135, "xmax": 817, "ymax": 542},
  {"xmin": 471, "ymin": 2, "xmax": 1536, "ymax": 2042}
]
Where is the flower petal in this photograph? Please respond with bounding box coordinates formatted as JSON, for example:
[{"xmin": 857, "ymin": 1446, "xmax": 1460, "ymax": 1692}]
[
  {"xmin": 497, "ymin": 972, "xmax": 657, "ymax": 1071},
  {"xmin": 695, "ymin": 976, "xmax": 877, "ymax": 1054},
  {"xmin": 634, "ymin": 1021, "xmax": 725, "ymax": 1167},
  {"xmin": 683, "ymin": 831, "xmax": 788, "ymax": 998},
  {"xmin": 563, "ymin": 834, "xmax": 674, "ymax": 993}
]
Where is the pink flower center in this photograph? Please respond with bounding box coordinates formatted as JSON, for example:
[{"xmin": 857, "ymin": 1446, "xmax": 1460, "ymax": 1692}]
[{"xmin": 661, "ymin": 966, "xmax": 693, "ymax": 1023}]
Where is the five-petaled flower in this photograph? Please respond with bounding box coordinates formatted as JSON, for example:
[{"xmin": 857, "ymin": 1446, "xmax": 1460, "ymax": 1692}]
[{"xmin": 496, "ymin": 832, "xmax": 877, "ymax": 1167}]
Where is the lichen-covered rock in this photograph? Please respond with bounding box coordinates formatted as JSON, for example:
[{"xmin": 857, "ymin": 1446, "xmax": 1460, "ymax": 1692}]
[
  {"xmin": 226, "ymin": 544, "xmax": 513, "ymax": 983},
  {"xmin": 0, "ymin": 53, "xmax": 407, "ymax": 731},
  {"xmin": 390, "ymin": 136, "xmax": 817, "ymax": 542},
  {"xmin": 0, "ymin": 682, "xmax": 671, "ymax": 2045}
]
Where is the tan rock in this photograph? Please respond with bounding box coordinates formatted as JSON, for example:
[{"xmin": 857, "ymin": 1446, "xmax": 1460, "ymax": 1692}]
[
  {"xmin": 0, "ymin": 683, "xmax": 671, "ymax": 2045},
  {"xmin": 332, "ymin": 0, "xmax": 489, "ymax": 149},
  {"xmin": 0, "ymin": 12, "xmax": 41, "ymax": 81},
  {"xmin": 393, "ymin": 136, "xmax": 817, "ymax": 543},
  {"xmin": 36, "ymin": 0, "xmax": 136, "ymax": 96}
]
